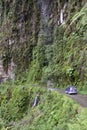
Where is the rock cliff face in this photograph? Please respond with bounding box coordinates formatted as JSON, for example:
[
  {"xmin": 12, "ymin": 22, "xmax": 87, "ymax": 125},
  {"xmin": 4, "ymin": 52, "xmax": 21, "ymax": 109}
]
[
  {"xmin": 0, "ymin": 0, "xmax": 54, "ymax": 76},
  {"xmin": 0, "ymin": 0, "xmax": 86, "ymax": 82}
]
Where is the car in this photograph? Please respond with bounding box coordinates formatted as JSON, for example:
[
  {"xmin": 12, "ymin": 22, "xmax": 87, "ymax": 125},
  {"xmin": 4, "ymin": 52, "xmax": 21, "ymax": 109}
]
[{"xmin": 65, "ymin": 86, "xmax": 77, "ymax": 94}]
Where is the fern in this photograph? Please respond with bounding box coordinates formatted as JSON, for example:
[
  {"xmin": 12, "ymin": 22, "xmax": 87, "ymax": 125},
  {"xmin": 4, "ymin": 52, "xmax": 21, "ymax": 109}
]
[{"xmin": 71, "ymin": 3, "xmax": 87, "ymax": 26}]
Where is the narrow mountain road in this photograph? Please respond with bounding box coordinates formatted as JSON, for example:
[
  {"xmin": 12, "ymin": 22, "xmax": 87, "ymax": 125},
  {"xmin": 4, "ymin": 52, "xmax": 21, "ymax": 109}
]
[{"xmin": 48, "ymin": 88, "xmax": 87, "ymax": 108}]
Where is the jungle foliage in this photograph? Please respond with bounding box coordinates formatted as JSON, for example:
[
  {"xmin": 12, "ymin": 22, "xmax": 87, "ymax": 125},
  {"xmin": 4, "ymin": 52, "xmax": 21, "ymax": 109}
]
[
  {"xmin": 0, "ymin": 0, "xmax": 87, "ymax": 90},
  {"xmin": 0, "ymin": 1, "xmax": 87, "ymax": 129},
  {"xmin": 28, "ymin": 2, "xmax": 87, "ymax": 89},
  {"xmin": 0, "ymin": 84, "xmax": 87, "ymax": 130}
]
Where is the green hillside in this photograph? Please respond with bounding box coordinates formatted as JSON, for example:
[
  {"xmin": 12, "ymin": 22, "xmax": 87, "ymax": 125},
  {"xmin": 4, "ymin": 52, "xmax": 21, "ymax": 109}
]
[
  {"xmin": 0, "ymin": 0, "xmax": 87, "ymax": 129},
  {"xmin": 0, "ymin": 84, "xmax": 87, "ymax": 130}
]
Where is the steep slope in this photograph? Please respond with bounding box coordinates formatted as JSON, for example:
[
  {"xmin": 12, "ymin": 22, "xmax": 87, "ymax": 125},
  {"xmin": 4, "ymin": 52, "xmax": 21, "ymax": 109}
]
[
  {"xmin": 0, "ymin": 0, "xmax": 87, "ymax": 88},
  {"xmin": 0, "ymin": 85, "xmax": 87, "ymax": 130}
]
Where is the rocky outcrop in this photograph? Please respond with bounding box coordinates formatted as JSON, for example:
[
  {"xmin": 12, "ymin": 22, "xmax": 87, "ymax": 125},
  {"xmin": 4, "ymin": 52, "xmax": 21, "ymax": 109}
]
[
  {"xmin": 0, "ymin": 60, "xmax": 8, "ymax": 83},
  {"xmin": 0, "ymin": 60, "xmax": 15, "ymax": 83}
]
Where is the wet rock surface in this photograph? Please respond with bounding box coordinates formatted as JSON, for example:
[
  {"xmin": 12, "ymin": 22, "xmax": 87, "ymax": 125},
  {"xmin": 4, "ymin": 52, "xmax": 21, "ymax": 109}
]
[{"xmin": 38, "ymin": 0, "xmax": 53, "ymax": 44}]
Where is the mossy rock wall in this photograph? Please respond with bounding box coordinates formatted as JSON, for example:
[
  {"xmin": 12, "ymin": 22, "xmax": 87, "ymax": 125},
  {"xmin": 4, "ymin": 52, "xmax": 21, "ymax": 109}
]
[{"xmin": 0, "ymin": 0, "xmax": 87, "ymax": 87}]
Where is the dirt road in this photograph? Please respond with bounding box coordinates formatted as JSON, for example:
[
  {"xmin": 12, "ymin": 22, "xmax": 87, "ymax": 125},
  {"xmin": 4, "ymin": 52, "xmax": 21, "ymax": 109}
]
[{"xmin": 48, "ymin": 88, "xmax": 87, "ymax": 108}]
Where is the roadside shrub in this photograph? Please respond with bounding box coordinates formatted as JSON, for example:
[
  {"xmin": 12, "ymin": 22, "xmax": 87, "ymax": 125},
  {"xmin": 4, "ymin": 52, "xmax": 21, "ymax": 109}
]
[{"xmin": 0, "ymin": 86, "xmax": 29, "ymax": 122}]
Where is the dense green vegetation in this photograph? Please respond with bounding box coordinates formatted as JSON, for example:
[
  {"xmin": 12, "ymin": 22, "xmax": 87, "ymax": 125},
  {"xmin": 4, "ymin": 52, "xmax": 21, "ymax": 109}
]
[
  {"xmin": 0, "ymin": 0, "xmax": 87, "ymax": 89},
  {"xmin": 0, "ymin": 84, "xmax": 87, "ymax": 130},
  {"xmin": 0, "ymin": 0, "xmax": 87, "ymax": 130}
]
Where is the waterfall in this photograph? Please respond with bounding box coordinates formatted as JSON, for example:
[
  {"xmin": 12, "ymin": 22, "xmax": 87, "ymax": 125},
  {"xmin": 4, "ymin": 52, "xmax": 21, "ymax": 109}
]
[
  {"xmin": 33, "ymin": 96, "xmax": 38, "ymax": 107},
  {"xmin": 32, "ymin": 94, "xmax": 40, "ymax": 107},
  {"xmin": 37, "ymin": 0, "xmax": 53, "ymax": 44},
  {"xmin": 60, "ymin": 9, "xmax": 65, "ymax": 25}
]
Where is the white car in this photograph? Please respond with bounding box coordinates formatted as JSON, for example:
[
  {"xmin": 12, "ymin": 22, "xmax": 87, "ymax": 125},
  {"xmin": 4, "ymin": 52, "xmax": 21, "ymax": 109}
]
[{"xmin": 65, "ymin": 86, "xmax": 77, "ymax": 94}]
